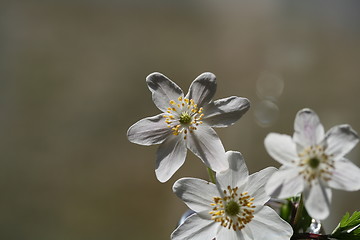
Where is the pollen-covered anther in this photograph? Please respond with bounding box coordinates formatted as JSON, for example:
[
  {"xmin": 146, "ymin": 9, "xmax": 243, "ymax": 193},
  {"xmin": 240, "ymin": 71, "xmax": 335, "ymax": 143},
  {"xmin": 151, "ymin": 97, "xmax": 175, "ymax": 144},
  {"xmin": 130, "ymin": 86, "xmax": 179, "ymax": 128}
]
[{"xmin": 209, "ymin": 186, "xmax": 255, "ymax": 231}]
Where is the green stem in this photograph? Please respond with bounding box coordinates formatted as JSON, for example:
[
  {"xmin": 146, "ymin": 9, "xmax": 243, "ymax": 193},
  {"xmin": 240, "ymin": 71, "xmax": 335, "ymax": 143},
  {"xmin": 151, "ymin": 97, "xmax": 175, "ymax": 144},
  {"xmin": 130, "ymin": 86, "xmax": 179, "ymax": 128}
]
[
  {"xmin": 293, "ymin": 195, "xmax": 304, "ymax": 233},
  {"xmin": 207, "ymin": 167, "xmax": 216, "ymax": 184},
  {"xmin": 292, "ymin": 195, "xmax": 313, "ymax": 233}
]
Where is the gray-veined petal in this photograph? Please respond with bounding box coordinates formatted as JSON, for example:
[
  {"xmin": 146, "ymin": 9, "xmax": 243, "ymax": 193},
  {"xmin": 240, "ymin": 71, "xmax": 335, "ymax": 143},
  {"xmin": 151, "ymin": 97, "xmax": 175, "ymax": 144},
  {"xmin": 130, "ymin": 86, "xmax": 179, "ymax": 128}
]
[
  {"xmin": 265, "ymin": 166, "xmax": 304, "ymax": 199},
  {"xmin": 327, "ymin": 158, "xmax": 360, "ymax": 191},
  {"xmin": 216, "ymin": 226, "xmax": 245, "ymax": 240},
  {"xmin": 155, "ymin": 135, "xmax": 187, "ymax": 182},
  {"xmin": 216, "ymin": 151, "xmax": 249, "ymax": 190},
  {"xmin": 173, "ymin": 177, "xmax": 218, "ymax": 213},
  {"xmin": 242, "ymin": 225, "xmax": 254, "ymax": 240},
  {"xmin": 246, "ymin": 206, "xmax": 293, "ymax": 240},
  {"xmin": 171, "ymin": 214, "xmax": 217, "ymax": 240},
  {"xmin": 127, "ymin": 113, "xmax": 171, "ymax": 145},
  {"xmin": 323, "ymin": 124, "xmax": 359, "ymax": 160},
  {"xmin": 146, "ymin": 72, "xmax": 184, "ymax": 112},
  {"xmin": 185, "ymin": 72, "xmax": 217, "ymax": 107},
  {"xmin": 293, "ymin": 108, "xmax": 325, "ymax": 148},
  {"xmin": 303, "ymin": 180, "xmax": 332, "ymax": 220},
  {"xmin": 264, "ymin": 133, "xmax": 299, "ymax": 166},
  {"xmin": 187, "ymin": 126, "xmax": 228, "ymax": 173},
  {"xmin": 203, "ymin": 96, "xmax": 250, "ymax": 128},
  {"xmin": 246, "ymin": 167, "xmax": 276, "ymax": 206}
]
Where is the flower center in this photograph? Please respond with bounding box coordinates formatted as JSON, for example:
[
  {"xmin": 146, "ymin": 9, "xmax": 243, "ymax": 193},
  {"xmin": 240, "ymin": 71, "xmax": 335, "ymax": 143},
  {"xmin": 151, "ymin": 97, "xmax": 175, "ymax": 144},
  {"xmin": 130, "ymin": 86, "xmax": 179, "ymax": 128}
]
[
  {"xmin": 179, "ymin": 112, "xmax": 192, "ymax": 124},
  {"xmin": 225, "ymin": 200, "xmax": 240, "ymax": 216},
  {"xmin": 308, "ymin": 158, "xmax": 320, "ymax": 169},
  {"xmin": 163, "ymin": 97, "xmax": 204, "ymax": 140},
  {"xmin": 209, "ymin": 186, "xmax": 255, "ymax": 231},
  {"xmin": 297, "ymin": 145, "xmax": 334, "ymax": 184}
]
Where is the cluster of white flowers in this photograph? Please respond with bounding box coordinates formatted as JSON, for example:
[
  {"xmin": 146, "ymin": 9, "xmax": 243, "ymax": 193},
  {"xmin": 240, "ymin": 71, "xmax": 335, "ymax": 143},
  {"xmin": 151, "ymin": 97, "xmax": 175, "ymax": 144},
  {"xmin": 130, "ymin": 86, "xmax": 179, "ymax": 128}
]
[{"xmin": 127, "ymin": 72, "xmax": 360, "ymax": 240}]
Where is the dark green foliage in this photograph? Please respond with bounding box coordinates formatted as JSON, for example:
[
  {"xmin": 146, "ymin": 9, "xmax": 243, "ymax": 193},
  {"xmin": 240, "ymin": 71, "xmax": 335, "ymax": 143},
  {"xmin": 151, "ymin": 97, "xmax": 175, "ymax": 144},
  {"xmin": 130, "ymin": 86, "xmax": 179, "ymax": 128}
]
[{"xmin": 331, "ymin": 211, "xmax": 360, "ymax": 240}]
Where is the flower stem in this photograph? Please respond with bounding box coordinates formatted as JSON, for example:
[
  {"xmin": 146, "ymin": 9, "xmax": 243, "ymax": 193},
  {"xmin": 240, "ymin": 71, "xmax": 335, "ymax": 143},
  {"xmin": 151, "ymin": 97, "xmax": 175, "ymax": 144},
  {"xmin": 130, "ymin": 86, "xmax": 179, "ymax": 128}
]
[
  {"xmin": 293, "ymin": 195, "xmax": 304, "ymax": 232},
  {"xmin": 291, "ymin": 194, "xmax": 313, "ymax": 234},
  {"xmin": 207, "ymin": 167, "xmax": 216, "ymax": 184}
]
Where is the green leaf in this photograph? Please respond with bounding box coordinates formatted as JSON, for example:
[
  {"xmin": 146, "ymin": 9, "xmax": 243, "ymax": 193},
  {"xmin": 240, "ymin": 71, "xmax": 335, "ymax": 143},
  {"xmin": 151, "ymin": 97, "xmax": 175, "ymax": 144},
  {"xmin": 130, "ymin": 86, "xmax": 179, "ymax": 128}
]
[{"xmin": 331, "ymin": 211, "xmax": 360, "ymax": 240}]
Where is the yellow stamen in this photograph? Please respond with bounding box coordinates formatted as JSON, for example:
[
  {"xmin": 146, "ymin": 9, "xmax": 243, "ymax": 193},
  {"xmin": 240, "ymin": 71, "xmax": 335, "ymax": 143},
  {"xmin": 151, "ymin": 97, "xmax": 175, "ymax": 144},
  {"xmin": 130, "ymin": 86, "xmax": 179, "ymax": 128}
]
[{"xmin": 209, "ymin": 186, "xmax": 255, "ymax": 232}]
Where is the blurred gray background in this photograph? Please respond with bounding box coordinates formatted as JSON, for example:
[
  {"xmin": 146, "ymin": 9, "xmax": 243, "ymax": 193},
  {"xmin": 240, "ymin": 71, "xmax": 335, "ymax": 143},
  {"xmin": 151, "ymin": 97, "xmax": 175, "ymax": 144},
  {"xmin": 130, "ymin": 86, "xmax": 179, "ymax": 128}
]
[{"xmin": 1, "ymin": 1, "xmax": 360, "ymax": 239}]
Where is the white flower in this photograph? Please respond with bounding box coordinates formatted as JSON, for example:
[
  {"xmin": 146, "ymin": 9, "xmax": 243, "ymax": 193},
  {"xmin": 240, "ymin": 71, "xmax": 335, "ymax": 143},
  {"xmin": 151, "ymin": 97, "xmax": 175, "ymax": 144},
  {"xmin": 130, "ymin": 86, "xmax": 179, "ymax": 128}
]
[
  {"xmin": 127, "ymin": 72, "xmax": 250, "ymax": 182},
  {"xmin": 171, "ymin": 151, "xmax": 293, "ymax": 240},
  {"xmin": 265, "ymin": 108, "xmax": 360, "ymax": 220}
]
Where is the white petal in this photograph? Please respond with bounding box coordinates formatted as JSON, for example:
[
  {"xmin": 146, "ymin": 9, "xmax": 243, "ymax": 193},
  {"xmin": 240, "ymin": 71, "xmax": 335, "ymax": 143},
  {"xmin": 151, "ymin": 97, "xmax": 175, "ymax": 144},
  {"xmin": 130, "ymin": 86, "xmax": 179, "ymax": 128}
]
[
  {"xmin": 242, "ymin": 226, "xmax": 254, "ymax": 240},
  {"xmin": 216, "ymin": 151, "xmax": 249, "ymax": 190},
  {"xmin": 187, "ymin": 126, "xmax": 228, "ymax": 172},
  {"xmin": 264, "ymin": 133, "xmax": 299, "ymax": 166},
  {"xmin": 217, "ymin": 227, "xmax": 245, "ymax": 240},
  {"xmin": 293, "ymin": 108, "xmax": 325, "ymax": 147},
  {"xmin": 173, "ymin": 178, "xmax": 218, "ymax": 213},
  {"xmin": 303, "ymin": 180, "xmax": 332, "ymax": 220},
  {"xmin": 247, "ymin": 206, "xmax": 293, "ymax": 240},
  {"xmin": 185, "ymin": 72, "xmax": 217, "ymax": 107},
  {"xmin": 155, "ymin": 135, "xmax": 187, "ymax": 182},
  {"xmin": 246, "ymin": 167, "xmax": 277, "ymax": 206},
  {"xmin": 265, "ymin": 166, "xmax": 304, "ymax": 199},
  {"xmin": 146, "ymin": 72, "xmax": 184, "ymax": 112},
  {"xmin": 323, "ymin": 124, "xmax": 359, "ymax": 160},
  {"xmin": 327, "ymin": 158, "xmax": 360, "ymax": 191},
  {"xmin": 127, "ymin": 114, "xmax": 171, "ymax": 145},
  {"xmin": 203, "ymin": 96, "xmax": 250, "ymax": 128},
  {"xmin": 171, "ymin": 214, "xmax": 217, "ymax": 240}
]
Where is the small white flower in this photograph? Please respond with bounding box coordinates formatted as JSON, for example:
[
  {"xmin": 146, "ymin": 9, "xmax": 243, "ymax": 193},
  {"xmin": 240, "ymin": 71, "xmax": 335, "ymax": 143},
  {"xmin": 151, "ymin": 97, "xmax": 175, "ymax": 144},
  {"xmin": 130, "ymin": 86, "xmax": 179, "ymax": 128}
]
[
  {"xmin": 171, "ymin": 151, "xmax": 293, "ymax": 240},
  {"xmin": 265, "ymin": 108, "xmax": 360, "ymax": 220},
  {"xmin": 127, "ymin": 72, "xmax": 250, "ymax": 182}
]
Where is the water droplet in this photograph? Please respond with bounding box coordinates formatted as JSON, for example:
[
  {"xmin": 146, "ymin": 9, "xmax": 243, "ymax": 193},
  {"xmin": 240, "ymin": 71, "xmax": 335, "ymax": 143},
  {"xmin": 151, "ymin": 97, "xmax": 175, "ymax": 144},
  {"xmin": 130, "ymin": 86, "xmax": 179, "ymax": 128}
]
[{"xmin": 308, "ymin": 218, "xmax": 322, "ymax": 234}]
